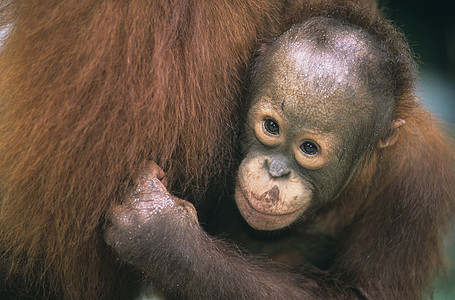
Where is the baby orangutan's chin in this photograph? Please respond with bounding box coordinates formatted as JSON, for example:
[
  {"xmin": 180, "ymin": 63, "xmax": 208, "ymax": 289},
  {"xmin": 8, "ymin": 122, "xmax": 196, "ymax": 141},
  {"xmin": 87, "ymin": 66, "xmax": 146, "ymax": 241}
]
[{"xmin": 234, "ymin": 184, "xmax": 306, "ymax": 231}]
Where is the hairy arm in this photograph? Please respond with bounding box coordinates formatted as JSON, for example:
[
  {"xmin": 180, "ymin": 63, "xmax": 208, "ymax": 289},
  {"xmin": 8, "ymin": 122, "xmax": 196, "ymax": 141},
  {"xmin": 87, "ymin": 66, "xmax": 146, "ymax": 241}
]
[
  {"xmin": 104, "ymin": 164, "xmax": 360, "ymax": 300},
  {"xmin": 104, "ymin": 159, "xmax": 450, "ymax": 300}
]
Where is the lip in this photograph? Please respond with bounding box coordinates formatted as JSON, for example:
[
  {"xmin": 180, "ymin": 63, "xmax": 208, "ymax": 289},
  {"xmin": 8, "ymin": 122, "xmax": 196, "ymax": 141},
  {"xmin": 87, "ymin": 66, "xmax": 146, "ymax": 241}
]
[
  {"xmin": 236, "ymin": 185, "xmax": 303, "ymax": 218},
  {"xmin": 235, "ymin": 185, "xmax": 304, "ymax": 230}
]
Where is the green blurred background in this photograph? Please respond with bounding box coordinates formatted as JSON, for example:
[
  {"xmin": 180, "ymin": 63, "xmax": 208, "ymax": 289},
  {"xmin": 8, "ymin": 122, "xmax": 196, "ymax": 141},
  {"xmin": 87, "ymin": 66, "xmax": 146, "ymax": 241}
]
[
  {"xmin": 380, "ymin": 0, "xmax": 454, "ymax": 123},
  {"xmin": 380, "ymin": 1, "xmax": 455, "ymax": 298}
]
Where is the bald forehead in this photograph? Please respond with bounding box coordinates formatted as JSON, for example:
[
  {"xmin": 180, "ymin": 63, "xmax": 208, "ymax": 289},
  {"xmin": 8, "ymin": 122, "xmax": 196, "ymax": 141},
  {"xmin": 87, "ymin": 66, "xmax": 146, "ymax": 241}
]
[
  {"xmin": 255, "ymin": 43, "xmax": 374, "ymax": 131},
  {"xmin": 269, "ymin": 20, "xmax": 379, "ymax": 93},
  {"xmin": 272, "ymin": 41, "xmax": 365, "ymax": 100}
]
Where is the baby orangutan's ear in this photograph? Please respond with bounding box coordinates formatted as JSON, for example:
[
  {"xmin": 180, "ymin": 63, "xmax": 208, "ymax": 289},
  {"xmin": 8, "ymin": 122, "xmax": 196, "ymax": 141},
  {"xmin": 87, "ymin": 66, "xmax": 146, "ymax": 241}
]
[{"xmin": 378, "ymin": 119, "xmax": 405, "ymax": 148}]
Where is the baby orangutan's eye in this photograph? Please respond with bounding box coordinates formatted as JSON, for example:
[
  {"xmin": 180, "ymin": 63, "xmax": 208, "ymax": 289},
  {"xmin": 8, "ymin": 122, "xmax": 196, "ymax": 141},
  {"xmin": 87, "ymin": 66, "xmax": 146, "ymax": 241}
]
[
  {"xmin": 263, "ymin": 118, "xmax": 280, "ymax": 136},
  {"xmin": 300, "ymin": 140, "xmax": 319, "ymax": 156}
]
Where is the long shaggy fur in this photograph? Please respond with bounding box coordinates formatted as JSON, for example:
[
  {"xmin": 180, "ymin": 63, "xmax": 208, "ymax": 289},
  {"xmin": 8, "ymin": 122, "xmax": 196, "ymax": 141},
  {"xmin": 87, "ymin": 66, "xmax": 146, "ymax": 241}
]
[{"xmin": 0, "ymin": 1, "xmax": 285, "ymax": 298}]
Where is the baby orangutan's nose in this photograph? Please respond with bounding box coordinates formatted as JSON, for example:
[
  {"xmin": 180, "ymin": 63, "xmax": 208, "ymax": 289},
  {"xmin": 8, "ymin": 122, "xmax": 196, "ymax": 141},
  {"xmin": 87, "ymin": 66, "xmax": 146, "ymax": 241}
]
[{"xmin": 265, "ymin": 156, "xmax": 291, "ymax": 178}]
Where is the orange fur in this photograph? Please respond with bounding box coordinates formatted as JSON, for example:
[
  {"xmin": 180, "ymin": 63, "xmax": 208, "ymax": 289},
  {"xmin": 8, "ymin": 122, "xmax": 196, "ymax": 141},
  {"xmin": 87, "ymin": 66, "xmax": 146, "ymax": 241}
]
[
  {"xmin": 0, "ymin": 1, "xmax": 285, "ymax": 298},
  {"xmin": 329, "ymin": 104, "xmax": 455, "ymax": 298}
]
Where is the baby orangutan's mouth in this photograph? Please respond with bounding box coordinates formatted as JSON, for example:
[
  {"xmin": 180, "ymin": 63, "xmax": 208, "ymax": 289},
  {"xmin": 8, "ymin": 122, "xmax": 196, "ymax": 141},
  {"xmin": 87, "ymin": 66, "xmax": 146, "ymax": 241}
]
[{"xmin": 234, "ymin": 185, "xmax": 305, "ymax": 231}]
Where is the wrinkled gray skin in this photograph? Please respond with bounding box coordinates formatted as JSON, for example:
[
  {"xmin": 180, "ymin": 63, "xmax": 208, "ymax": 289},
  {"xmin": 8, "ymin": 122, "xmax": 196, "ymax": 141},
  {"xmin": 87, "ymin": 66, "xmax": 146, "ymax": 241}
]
[{"xmin": 235, "ymin": 17, "xmax": 396, "ymax": 230}]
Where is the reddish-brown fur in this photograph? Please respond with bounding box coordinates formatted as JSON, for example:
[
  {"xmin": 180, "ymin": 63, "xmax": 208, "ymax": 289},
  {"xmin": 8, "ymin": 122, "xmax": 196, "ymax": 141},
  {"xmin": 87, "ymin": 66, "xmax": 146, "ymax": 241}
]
[{"xmin": 0, "ymin": 1, "xmax": 287, "ymax": 298}]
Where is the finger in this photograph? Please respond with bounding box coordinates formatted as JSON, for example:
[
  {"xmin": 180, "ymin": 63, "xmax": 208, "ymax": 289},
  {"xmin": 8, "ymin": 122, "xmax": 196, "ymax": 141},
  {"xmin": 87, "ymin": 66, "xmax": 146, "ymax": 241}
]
[{"xmin": 147, "ymin": 160, "xmax": 166, "ymax": 182}]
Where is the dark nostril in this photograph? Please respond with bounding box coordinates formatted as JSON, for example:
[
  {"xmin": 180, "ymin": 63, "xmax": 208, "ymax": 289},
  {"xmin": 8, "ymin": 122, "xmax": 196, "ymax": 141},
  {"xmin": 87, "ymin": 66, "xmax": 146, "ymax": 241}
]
[{"xmin": 260, "ymin": 185, "xmax": 280, "ymax": 203}]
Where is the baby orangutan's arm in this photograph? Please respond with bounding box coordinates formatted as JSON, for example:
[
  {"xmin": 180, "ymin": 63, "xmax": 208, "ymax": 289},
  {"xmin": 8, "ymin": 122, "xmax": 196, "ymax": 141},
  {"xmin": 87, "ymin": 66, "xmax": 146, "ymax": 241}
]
[{"xmin": 104, "ymin": 162, "xmax": 324, "ymax": 300}]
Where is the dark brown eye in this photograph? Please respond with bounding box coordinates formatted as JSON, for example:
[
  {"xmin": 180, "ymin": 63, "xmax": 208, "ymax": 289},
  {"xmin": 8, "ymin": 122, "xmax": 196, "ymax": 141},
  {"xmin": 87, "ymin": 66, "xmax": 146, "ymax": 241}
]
[
  {"xmin": 300, "ymin": 141, "xmax": 319, "ymax": 156},
  {"xmin": 263, "ymin": 118, "xmax": 280, "ymax": 135}
]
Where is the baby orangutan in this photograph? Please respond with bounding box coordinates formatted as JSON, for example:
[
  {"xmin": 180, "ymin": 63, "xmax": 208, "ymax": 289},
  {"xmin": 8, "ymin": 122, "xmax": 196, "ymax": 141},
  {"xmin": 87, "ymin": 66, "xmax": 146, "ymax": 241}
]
[
  {"xmin": 235, "ymin": 18, "xmax": 398, "ymax": 231},
  {"xmin": 106, "ymin": 15, "xmax": 455, "ymax": 300}
]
